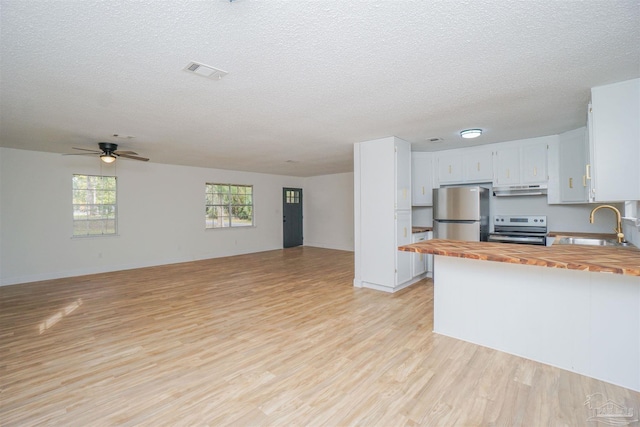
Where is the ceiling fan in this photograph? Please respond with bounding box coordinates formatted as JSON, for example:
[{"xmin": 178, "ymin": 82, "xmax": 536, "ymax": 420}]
[{"xmin": 66, "ymin": 142, "xmax": 149, "ymax": 163}]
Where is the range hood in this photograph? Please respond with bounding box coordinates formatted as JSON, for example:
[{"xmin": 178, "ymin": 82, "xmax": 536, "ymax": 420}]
[{"xmin": 492, "ymin": 184, "xmax": 548, "ymax": 197}]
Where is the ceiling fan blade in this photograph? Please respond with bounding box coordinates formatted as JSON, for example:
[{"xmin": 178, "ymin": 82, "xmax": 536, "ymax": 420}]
[
  {"xmin": 113, "ymin": 150, "xmax": 138, "ymax": 155},
  {"xmin": 63, "ymin": 152, "xmax": 98, "ymax": 156},
  {"xmin": 117, "ymin": 153, "xmax": 149, "ymax": 161},
  {"xmin": 72, "ymin": 147, "xmax": 102, "ymax": 153}
]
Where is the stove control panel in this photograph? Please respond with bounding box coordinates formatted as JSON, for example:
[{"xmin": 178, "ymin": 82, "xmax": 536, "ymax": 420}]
[{"xmin": 493, "ymin": 215, "xmax": 547, "ymax": 227}]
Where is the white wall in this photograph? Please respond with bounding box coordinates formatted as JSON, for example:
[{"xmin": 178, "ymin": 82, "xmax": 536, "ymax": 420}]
[
  {"xmin": 411, "ymin": 206, "xmax": 432, "ymax": 227},
  {"xmin": 0, "ymin": 148, "xmax": 306, "ymax": 286},
  {"xmin": 303, "ymin": 172, "xmax": 354, "ymax": 251}
]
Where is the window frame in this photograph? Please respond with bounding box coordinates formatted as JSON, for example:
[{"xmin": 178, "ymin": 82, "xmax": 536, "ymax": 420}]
[
  {"xmin": 72, "ymin": 174, "xmax": 118, "ymax": 237},
  {"xmin": 205, "ymin": 183, "xmax": 254, "ymax": 229}
]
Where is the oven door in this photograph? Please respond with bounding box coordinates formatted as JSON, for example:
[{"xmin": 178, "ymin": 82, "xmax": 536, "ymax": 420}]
[{"xmin": 488, "ymin": 233, "xmax": 546, "ymax": 245}]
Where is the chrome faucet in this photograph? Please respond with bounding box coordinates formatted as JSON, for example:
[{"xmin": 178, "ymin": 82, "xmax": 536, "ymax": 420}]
[{"xmin": 589, "ymin": 205, "xmax": 625, "ymax": 244}]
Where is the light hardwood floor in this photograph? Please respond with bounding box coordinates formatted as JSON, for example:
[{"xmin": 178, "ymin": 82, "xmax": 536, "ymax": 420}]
[{"xmin": 1, "ymin": 247, "xmax": 638, "ymax": 426}]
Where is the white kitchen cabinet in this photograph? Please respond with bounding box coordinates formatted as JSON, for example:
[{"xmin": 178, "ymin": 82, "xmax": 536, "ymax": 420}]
[
  {"xmin": 463, "ymin": 148, "xmax": 494, "ymax": 182},
  {"xmin": 522, "ymin": 143, "xmax": 547, "ymax": 184},
  {"xmin": 411, "ymin": 152, "xmax": 434, "ymax": 206},
  {"xmin": 411, "ymin": 230, "xmax": 434, "ymax": 279},
  {"xmin": 558, "ymin": 127, "xmax": 589, "ymax": 203},
  {"xmin": 396, "ymin": 210, "xmax": 413, "ymax": 284},
  {"xmin": 354, "ymin": 136, "xmax": 417, "ymax": 293},
  {"xmin": 411, "ymin": 231, "xmax": 427, "ymax": 277},
  {"xmin": 494, "ymin": 141, "xmax": 548, "ymax": 186},
  {"xmin": 494, "ymin": 147, "xmax": 520, "ymax": 186},
  {"xmin": 435, "ymin": 147, "xmax": 493, "ymax": 186},
  {"xmin": 396, "ymin": 142, "xmax": 412, "ymax": 209},
  {"xmin": 589, "ymin": 78, "xmax": 640, "ymax": 201},
  {"xmin": 437, "ymin": 151, "xmax": 463, "ymax": 184}
]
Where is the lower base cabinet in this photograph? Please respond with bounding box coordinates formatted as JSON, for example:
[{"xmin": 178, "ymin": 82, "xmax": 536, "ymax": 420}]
[
  {"xmin": 412, "ymin": 231, "xmax": 433, "ymax": 278},
  {"xmin": 412, "ymin": 232, "xmax": 427, "ymax": 277}
]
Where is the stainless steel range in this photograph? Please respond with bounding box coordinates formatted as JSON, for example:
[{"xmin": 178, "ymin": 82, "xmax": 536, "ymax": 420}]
[{"xmin": 488, "ymin": 215, "xmax": 547, "ymax": 246}]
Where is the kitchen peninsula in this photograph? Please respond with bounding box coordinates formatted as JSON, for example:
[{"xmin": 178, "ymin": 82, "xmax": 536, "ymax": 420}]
[{"xmin": 399, "ymin": 239, "xmax": 640, "ymax": 392}]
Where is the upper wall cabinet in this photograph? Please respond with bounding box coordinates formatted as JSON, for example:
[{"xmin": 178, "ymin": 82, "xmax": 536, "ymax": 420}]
[
  {"xmin": 463, "ymin": 148, "xmax": 494, "ymax": 183},
  {"xmin": 494, "ymin": 147, "xmax": 520, "ymax": 186},
  {"xmin": 436, "ymin": 151, "xmax": 463, "ymax": 184},
  {"xmin": 558, "ymin": 127, "xmax": 589, "ymax": 203},
  {"xmin": 396, "ymin": 142, "xmax": 412, "ymax": 209},
  {"xmin": 411, "ymin": 152, "xmax": 434, "ymax": 206},
  {"xmin": 589, "ymin": 78, "xmax": 640, "ymax": 202},
  {"xmin": 521, "ymin": 143, "xmax": 548, "ymax": 184},
  {"xmin": 435, "ymin": 147, "xmax": 493, "ymax": 186},
  {"xmin": 495, "ymin": 141, "xmax": 548, "ymax": 186}
]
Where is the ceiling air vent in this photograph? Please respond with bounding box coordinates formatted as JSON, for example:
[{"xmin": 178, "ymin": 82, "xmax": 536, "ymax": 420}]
[{"xmin": 183, "ymin": 61, "xmax": 228, "ymax": 80}]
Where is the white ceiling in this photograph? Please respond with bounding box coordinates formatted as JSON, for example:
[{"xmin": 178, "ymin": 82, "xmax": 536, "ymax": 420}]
[{"xmin": 1, "ymin": 0, "xmax": 639, "ymax": 177}]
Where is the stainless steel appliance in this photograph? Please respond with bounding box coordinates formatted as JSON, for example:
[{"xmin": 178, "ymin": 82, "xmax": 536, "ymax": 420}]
[
  {"xmin": 433, "ymin": 186, "xmax": 490, "ymax": 241},
  {"xmin": 488, "ymin": 215, "xmax": 547, "ymax": 245}
]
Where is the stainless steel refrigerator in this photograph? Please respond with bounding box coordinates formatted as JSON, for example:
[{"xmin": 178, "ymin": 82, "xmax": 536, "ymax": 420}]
[{"xmin": 433, "ymin": 186, "xmax": 490, "ymax": 241}]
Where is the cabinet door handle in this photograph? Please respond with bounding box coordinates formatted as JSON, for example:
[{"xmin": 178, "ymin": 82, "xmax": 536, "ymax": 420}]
[
  {"xmin": 569, "ymin": 177, "xmax": 573, "ymax": 189},
  {"xmin": 448, "ymin": 165, "xmax": 452, "ymax": 174},
  {"xmin": 507, "ymin": 168, "xmax": 510, "ymax": 178},
  {"xmin": 404, "ymin": 227, "xmax": 407, "ymax": 238},
  {"xmin": 582, "ymin": 175, "xmax": 586, "ymax": 187},
  {"xmin": 533, "ymin": 167, "xmax": 537, "ymax": 176},
  {"xmin": 422, "ymin": 186, "xmax": 425, "ymax": 195},
  {"xmin": 477, "ymin": 162, "xmax": 480, "ymax": 171},
  {"xmin": 586, "ymin": 164, "xmax": 591, "ymax": 179}
]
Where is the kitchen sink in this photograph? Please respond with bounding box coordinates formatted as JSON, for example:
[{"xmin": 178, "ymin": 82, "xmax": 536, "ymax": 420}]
[{"xmin": 555, "ymin": 236, "xmax": 630, "ymax": 247}]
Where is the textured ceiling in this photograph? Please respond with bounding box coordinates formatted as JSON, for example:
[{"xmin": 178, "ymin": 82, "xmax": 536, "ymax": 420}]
[{"xmin": 1, "ymin": 0, "xmax": 639, "ymax": 177}]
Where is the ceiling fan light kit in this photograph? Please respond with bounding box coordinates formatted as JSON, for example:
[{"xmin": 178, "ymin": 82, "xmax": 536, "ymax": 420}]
[
  {"xmin": 65, "ymin": 142, "xmax": 150, "ymax": 163},
  {"xmin": 100, "ymin": 153, "xmax": 116, "ymax": 163}
]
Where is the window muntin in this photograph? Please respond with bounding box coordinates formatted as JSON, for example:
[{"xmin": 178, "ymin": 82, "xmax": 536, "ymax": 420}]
[
  {"xmin": 206, "ymin": 183, "xmax": 253, "ymax": 228},
  {"xmin": 72, "ymin": 174, "xmax": 117, "ymax": 236},
  {"xmin": 285, "ymin": 189, "xmax": 300, "ymax": 204}
]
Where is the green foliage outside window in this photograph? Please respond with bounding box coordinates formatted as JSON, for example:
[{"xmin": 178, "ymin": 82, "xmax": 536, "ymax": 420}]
[
  {"xmin": 205, "ymin": 184, "xmax": 253, "ymax": 228},
  {"xmin": 72, "ymin": 174, "xmax": 117, "ymax": 236}
]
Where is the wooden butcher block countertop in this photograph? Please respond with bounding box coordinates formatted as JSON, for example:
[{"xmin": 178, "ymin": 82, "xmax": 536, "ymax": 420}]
[
  {"xmin": 398, "ymin": 239, "xmax": 640, "ymax": 276},
  {"xmin": 412, "ymin": 226, "xmax": 432, "ymax": 233}
]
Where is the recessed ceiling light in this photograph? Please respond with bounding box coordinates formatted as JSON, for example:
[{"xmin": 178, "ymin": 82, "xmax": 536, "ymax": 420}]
[
  {"xmin": 184, "ymin": 61, "xmax": 228, "ymax": 80},
  {"xmin": 460, "ymin": 129, "xmax": 483, "ymax": 139},
  {"xmin": 427, "ymin": 137, "xmax": 443, "ymax": 143}
]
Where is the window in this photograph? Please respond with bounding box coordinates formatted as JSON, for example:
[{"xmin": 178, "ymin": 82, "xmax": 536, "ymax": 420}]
[
  {"xmin": 285, "ymin": 189, "xmax": 300, "ymax": 204},
  {"xmin": 72, "ymin": 174, "xmax": 117, "ymax": 236},
  {"xmin": 206, "ymin": 183, "xmax": 253, "ymax": 228}
]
